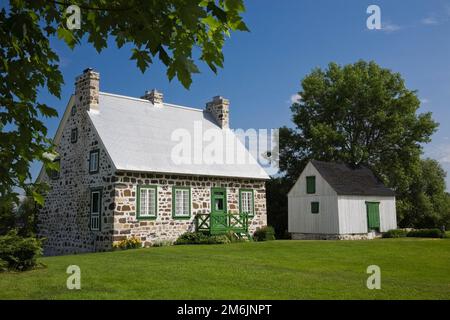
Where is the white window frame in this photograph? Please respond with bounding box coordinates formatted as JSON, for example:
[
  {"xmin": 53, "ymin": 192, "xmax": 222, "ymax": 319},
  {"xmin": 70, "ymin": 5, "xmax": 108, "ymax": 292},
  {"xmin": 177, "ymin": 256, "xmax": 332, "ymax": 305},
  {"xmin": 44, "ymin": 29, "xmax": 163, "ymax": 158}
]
[
  {"xmin": 89, "ymin": 150, "xmax": 99, "ymax": 173},
  {"xmin": 240, "ymin": 189, "xmax": 254, "ymax": 217},
  {"xmin": 138, "ymin": 186, "xmax": 157, "ymax": 219},
  {"xmin": 173, "ymin": 187, "xmax": 190, "ymax": 218}
]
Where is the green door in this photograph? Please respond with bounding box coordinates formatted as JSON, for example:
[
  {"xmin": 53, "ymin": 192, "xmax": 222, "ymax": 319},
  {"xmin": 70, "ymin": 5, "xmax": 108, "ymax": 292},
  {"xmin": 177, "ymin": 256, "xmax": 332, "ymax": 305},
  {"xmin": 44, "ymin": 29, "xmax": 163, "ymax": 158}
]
[
  {"xmin": 211, "ymin": 188, "xmax": 227, "ymax": 233},
  {"xmin": 366, "ymin": 202, "xmax": 380, "ymax": 231}
]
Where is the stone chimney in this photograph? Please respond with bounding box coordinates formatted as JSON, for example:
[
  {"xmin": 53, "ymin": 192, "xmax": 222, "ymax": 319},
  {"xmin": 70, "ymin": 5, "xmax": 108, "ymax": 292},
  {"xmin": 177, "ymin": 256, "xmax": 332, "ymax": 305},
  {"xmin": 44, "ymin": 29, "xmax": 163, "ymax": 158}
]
[
  {"xmin": 206, "ymin": 96, "xmax": 229, "ymax": 128},
  {"xmin": 75, "ymin": 68, "xmax": 100, "ymax": 111},
  {"xmin": 141, "ymin": 89, "xmax": 164, "ymax": 106}
]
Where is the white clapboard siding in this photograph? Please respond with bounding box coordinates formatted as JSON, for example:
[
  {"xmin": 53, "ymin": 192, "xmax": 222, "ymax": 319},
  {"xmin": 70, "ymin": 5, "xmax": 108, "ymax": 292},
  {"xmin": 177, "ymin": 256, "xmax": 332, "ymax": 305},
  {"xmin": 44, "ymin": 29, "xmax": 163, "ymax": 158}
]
[
  {"xmin": 288, "ymin": 162, "xmax": 339, "ymax": 234},
  {"xmin": 288, "ymin": 161, "xmax": 397, "ymax": 236},
  {"xmin": 337, "ymin": 196, "xmax": 397, "ymax": 233}
]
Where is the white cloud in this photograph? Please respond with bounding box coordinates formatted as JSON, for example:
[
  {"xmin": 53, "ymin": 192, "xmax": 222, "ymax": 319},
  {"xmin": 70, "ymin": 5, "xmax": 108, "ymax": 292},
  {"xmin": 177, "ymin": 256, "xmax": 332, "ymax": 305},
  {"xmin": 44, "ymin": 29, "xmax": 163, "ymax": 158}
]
[
  {"xmin": 420, "ymin": 98, "xmax": 429, "ymax": 104},
  {"xmin": 381, "ymin": 21, "xmax": 402, "ymax": 33},
  {"xmin": 421, "ymin": 16, "xmax": 439, "ymax": 25},
  {"xmin": 425, "ymin": 143, "xmax": 450, "ymax": 164},
  {"xmin": 288, "ymin": 93, "xmax": 301, "ymax": 104}
]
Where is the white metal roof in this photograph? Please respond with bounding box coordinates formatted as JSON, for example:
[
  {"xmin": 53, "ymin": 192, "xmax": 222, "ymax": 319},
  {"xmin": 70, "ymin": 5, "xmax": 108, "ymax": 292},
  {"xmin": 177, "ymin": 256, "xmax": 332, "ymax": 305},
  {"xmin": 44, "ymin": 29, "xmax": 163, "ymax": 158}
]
[{"xmin": 88, "ymin": 92, "xmax": 270, "ymax": 179}]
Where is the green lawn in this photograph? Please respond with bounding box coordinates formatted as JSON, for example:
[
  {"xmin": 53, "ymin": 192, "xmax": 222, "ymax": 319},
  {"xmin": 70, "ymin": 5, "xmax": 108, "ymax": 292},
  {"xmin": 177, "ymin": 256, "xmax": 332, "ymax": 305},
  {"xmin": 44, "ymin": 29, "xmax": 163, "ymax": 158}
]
[{"xmin": 1, "ymin": 238, "xmax": 449, "ymax": 299}]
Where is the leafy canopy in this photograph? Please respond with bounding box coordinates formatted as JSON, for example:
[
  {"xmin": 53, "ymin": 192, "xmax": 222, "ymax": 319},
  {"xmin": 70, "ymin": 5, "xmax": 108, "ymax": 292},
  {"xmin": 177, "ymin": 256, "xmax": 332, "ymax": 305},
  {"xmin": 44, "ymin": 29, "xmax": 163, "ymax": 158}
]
[
  {"xmin": 279, "ymin": 60, "xmax": 438, "ymax": 191},
  {"xmin": 0, "ymin": 0, "xmax": 248, "ymax": 206},
  {"xmin": 275, "ymin": 61, "xmax": 446, "ymax": 228}
]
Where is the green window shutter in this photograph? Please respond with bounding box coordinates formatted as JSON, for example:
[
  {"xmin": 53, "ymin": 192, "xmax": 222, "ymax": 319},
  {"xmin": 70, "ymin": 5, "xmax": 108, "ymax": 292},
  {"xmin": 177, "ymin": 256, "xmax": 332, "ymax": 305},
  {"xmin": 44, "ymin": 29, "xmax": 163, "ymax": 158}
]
[
  {"xmin": 90, "ymin": 188, "xmax": 102, "ymax": 231},
  {"xmin": 311, "ymin": 202, "xmax": 319, "ymax": 214},
  {"xmin": 306, "ymin": 176, "xmax": 316, "ymax": 194},
  {"xmin": 71, "ymin": 128, "xmax": 78, "ymax": 143}
]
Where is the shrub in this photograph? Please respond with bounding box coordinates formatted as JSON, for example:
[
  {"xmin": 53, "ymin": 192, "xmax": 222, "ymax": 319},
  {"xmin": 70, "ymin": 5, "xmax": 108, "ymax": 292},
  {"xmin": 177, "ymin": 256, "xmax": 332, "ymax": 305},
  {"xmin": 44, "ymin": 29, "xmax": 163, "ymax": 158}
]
[
  {"xmin": 113, "ymin": 236, "xmax": 142, "ymax": 250},
  {"xmin": 0, "ymin": 230, "xmax": 43, "ymax": 271},
  {"xmin": 152, "ymin": 240, "xmax": 173, "ymax": 247},
  {"xmin": 253, "ymin": 226, "xmax": 276, "ymax": 241},
  {"xmin": 0, "ymin": 258, "xmax": 8, "ymax": 272},
  {"xmin": 174, "ymin": 232, "xmax": 232, "ymax": 245},
  {"xmin": 383, "ymin": 229, "xmax": 408, "ymax": 238},
  {"xmin": 174, "ymin": 232, "xmax": 208, "ymax": 245},
  {"xmin": 406, "ymin": 229, "xmax": 446, "ymax": 238},
  {"xmin": 224, "ymin": 231, "xmax": 247, "ymax": 243}
]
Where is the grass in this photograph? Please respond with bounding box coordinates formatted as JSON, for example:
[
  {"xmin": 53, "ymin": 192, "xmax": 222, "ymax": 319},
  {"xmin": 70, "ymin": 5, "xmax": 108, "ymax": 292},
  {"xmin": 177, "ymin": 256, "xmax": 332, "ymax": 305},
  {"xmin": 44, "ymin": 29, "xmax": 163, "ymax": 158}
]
[{"xmin": 0, "ymin": 238, "xmax": 449, "ymax": 299}]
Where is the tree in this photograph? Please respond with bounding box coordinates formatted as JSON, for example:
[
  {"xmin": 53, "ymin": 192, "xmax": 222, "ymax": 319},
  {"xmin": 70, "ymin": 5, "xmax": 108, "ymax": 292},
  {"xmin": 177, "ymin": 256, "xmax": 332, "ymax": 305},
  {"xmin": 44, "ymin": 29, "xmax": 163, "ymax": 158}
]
[
  {"xmin": 398, "ymin": 158, "xmax": 450, "ymax": 229},
  {"xmin": 0, "ymin": 0, "xmax": 248, "ymax": 207},
  {"xmin": 278, "ymin": 60, "xmax": 441, "ymax": 228},
  {"xmin": 266, "ymin": 177, "xmax": 291, "ymax": 238}
]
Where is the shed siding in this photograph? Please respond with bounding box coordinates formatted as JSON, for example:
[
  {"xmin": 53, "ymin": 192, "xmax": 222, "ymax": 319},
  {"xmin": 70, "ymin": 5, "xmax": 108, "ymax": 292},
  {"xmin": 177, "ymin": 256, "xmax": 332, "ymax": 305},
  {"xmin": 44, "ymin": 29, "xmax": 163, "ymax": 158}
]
[
  {"xmin": 337, "ymin": 196, "xmax": 397, "ymax": 233},
  {"xmin": 288, "ymin": 162, "xmax": 339, "ymax": 234}
]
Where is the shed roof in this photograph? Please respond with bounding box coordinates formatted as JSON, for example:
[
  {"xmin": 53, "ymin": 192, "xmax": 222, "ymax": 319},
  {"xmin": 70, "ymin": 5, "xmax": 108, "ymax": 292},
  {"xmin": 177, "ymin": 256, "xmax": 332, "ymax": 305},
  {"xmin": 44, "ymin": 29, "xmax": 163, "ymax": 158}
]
[
  {"xmin": 87, "ymin": 92, "xmax": 269, "ymax": 179},
  {"xmin": 311, "ymin": 160, "xmax": 395, "ymax": 197}
]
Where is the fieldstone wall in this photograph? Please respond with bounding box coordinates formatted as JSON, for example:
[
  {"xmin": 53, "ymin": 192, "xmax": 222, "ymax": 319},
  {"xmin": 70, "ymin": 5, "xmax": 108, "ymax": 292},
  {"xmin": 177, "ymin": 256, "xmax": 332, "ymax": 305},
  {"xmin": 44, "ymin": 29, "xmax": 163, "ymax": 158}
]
[
  {"xmin": 37, "ymin": 69, "xmax": 268, "ymax": 255},
  {"xmin": 112, "ymin": 172, "xmax": 267, "ymax": 247},
  {"xmin": 37, "ymin": 70, "xmax": 115, "ymax": 256}
]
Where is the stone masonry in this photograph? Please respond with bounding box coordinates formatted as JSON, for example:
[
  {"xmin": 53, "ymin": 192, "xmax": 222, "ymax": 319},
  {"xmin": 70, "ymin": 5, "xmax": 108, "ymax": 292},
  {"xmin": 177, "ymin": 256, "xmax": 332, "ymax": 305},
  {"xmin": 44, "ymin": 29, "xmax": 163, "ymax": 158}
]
[
  {"xmin": 37, "ymin": 69, "xmax": 268, "ymax": 255},
  {"xmin": 112, "ymin": 172, "xmax": 266, "ymax": 246},
  {"xmin": 38, "ymin": 69, "xmax": 115, "ymax": 256}
]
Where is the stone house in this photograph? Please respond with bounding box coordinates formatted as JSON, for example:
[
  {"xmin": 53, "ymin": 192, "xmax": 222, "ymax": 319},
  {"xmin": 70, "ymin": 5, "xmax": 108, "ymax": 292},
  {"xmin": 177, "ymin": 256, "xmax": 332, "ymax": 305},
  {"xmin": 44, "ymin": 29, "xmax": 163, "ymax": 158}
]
[{"xmin": 37, "ymin": 68, "xmax": 269, "ymax": 256}]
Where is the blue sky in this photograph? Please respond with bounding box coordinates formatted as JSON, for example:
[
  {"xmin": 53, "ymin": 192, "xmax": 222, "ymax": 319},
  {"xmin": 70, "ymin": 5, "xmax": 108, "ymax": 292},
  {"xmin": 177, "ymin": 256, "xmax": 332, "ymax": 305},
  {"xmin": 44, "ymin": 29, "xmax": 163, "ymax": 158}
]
[{"xmin": 32, "ymin": 0, "xmax": 450, "ymax": 188}]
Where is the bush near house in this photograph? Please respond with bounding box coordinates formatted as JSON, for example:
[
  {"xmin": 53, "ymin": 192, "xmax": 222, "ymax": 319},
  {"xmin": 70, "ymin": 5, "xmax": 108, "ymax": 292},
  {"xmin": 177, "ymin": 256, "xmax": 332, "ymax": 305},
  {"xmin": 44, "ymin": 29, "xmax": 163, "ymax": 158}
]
[
  {"xmin": 113, "ymin": 237, "xmax": 142, "ymax": 250},
  {"xmin": 407, "ymin": 229, "xmax": 447, "ymax": 238},
  {"xmin": 0, "ymin": 230, "xmax": 42, "ymax": 271},
  {"xmin": 253, "ymin": 226, "xmax": 276, "ymax": 241},
  {"xmin": 382, "ymin": 229, "xmax": 409, "ymax": 238},
  {"xmin": 383, "ymin": 228, "xmax": 446, "ymax": 239},
  {"xmin": 174, "ymin": 232, "xmax": 231, "ymax": 245}
]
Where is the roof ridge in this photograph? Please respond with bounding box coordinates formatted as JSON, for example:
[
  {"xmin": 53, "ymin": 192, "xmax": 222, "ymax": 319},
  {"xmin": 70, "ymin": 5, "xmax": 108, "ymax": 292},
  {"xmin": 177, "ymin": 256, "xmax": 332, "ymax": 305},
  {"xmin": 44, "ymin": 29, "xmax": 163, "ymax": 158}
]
[
  {"xmin": 99, "ymin": 91, "xmax": 150, "ymax": 103},
  {"xmin": 99, "ymin": 91, "xmax": 203, "ymax": 112},
  {"xmin": 163, "ymin": 102, "xmax": 203, "ymax": 112}
]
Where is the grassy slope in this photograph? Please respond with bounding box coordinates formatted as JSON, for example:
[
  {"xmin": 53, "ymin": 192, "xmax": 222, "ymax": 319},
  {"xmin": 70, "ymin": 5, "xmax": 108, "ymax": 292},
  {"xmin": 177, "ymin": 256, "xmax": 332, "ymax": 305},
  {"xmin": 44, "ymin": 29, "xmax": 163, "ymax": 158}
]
[{"xmin": 0, "ymin": 238, "xmax": 449, "ymax": 300}]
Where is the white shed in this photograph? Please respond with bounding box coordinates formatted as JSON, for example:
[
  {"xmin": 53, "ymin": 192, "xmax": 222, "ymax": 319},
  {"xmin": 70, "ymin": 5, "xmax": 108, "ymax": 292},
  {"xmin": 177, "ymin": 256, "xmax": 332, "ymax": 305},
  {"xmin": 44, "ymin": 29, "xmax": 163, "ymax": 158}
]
[{"xmin": 288, "ymin": 160, "xmax": 397, "ymax": 240}]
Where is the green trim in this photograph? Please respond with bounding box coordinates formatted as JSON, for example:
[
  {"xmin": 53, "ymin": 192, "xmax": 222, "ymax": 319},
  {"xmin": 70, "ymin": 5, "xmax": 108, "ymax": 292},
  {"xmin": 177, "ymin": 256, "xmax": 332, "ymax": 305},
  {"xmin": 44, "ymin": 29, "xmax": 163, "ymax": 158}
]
[
  {"xmin": 239, "ymin": 188, "xmax": 255, "ymax": 217},
  {"xmin": 306, "ymin": 176, "xmax": 316, "ymax": 194},
  {"xmin": 211, "ymin": 187, "xmax": 227, "ymax": 214},
  {"xmin": 89, "ymin": 187, "xmax": 102, "ymax": 231},
  {"xmin": 136, "ymin": 185, "xmax": 158, "ymax": 220},
  {"xmin": 172, "ymin": 186, "xmax": 191, "ymax": 219},
  {"xmin": 366, "ymin": 201, "xmax": 380, "ymax": 230},
  {"xmin": 70, "ymin": 128, "xmax": 78, "ymax": 143},
  {"xmin": 311, "ymin": 201, "xmax": 319, "ymax": 214},
  {"xmin": 88, "ymin": 149, "xmax": 100, "ymax": 174}
]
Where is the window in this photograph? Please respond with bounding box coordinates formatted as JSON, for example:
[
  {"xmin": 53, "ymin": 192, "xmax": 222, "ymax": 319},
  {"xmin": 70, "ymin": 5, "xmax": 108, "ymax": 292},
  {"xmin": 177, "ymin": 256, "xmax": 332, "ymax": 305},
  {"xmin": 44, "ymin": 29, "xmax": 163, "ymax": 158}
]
[
  {"xmin": 172, "ymin": 187, "xmax": 190, "ymax": 218},
  {"xmin": 311, "ymin": 202, "xmax": 319, "ymax": 214},
  {"xmin": 306, "ymin": 176, "xmax": 316, "ymax": 194},
  {"xmin": 48, "ymin": 157, "xmax": 60, "ymax": 180},
  {"xmin": 89, "ymin": 149, "xmax": 99, "ymax": 174},
  {"xmin": 71, "ymin": 128, "xmax": 78, "ymax": 143},
  {"xmin": 137, "ymin": 185, "xmax": 157, "ymax": 219},
  {"xmin": 90, "ymin": 189, "xmax": 102, "ymax": 231},
  {"xmin": 239, "ymin": 189, "xmax": 254, "ymax": 217},
  {"xmin": 71, "ymin": 106, "xmax": 76, "ymax": 116}
]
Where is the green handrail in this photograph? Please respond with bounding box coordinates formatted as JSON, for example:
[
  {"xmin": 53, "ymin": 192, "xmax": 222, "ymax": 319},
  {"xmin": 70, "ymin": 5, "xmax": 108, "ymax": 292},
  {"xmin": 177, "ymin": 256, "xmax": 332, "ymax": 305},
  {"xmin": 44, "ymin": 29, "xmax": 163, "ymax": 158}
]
[{"xmin": 195, "ymin": 213, "xmax": 249, "ymax": 234}]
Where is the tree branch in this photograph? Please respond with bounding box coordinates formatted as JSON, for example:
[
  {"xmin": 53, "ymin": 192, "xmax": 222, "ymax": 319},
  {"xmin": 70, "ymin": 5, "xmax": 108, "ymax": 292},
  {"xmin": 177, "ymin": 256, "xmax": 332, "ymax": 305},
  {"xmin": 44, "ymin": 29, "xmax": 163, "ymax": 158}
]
[{"xmin": 44, "ymin": 0, "xmax": 133, "ymax": 12}]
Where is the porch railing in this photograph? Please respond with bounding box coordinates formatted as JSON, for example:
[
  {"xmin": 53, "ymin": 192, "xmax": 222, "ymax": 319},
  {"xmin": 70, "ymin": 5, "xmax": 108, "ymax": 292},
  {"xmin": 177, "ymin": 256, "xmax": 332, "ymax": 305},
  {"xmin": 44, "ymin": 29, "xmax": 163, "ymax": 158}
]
[{"xmin": 195, "ymin": 213, "xmax": 249, "ymax": 235}]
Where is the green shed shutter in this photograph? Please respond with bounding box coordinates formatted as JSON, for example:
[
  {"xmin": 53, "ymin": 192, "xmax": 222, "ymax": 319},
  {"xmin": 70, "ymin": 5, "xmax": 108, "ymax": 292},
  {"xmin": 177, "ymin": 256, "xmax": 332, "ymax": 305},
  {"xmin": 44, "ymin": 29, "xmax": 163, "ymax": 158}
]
[
  {"xmin": 306, "ymin": 176, "xmax": 316, "ymax": 194},
  {"xmin": 311, "ymin": 202, "xmax": 319, "ymax": 214}
]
